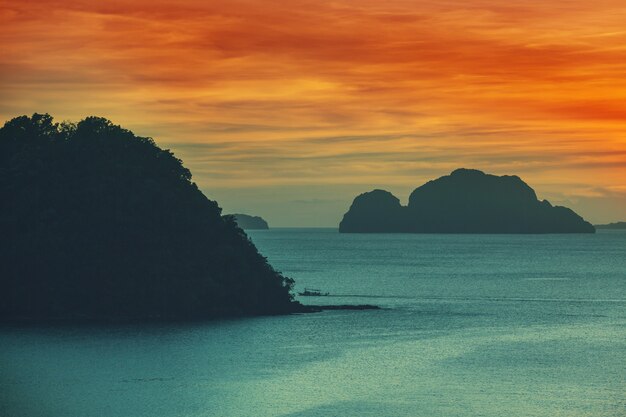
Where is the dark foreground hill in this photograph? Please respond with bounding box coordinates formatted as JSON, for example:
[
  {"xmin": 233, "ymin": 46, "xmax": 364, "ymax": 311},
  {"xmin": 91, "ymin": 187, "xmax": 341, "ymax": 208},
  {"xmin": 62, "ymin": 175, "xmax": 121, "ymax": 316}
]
[
  {"xmin": 340, "ymin": 169, "xmax": 595, "ymax": 234},
  {"xmin": 0, "ymin": 114, "xmax": 302, "ymax": 321},
  {"xmin": 229, "ymin": 213, "xmax": 269, "ymax": 229}
]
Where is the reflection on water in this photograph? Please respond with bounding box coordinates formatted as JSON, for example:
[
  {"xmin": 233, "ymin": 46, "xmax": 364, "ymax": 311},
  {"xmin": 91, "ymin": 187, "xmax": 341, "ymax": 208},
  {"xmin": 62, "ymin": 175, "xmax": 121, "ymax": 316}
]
[{"xmin": 1, "ymin": 229, "xmax": 625, "ymax": 417}]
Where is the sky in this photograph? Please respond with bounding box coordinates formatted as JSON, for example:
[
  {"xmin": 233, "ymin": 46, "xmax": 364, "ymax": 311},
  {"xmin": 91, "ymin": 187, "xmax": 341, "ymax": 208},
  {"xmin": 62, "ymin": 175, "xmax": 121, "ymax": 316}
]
[{"xmin": 1, "ymin": 0, "xmax": 625, "ymax": 226}]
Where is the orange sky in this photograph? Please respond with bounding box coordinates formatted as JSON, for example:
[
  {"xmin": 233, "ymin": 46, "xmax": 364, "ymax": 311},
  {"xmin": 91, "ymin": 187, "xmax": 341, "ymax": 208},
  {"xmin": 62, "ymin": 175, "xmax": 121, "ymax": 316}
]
[{"xmin": 1, "ymin": 0, "xmax": 625, "ymax": 226}]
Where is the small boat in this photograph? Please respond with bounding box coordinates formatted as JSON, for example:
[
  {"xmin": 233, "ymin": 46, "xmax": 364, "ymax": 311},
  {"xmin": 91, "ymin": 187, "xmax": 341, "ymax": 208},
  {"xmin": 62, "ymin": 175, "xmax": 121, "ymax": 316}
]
[{"xmin": 298, "ymin": 287, "xmax": 329, "ymax": 296}]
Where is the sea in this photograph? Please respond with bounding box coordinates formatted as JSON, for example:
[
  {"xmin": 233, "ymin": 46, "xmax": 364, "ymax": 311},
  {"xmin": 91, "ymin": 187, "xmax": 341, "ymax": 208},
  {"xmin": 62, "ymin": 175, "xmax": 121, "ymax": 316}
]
[{"xmin": 1, "ymin": 229, "xmax": 625, "ymax": 417}]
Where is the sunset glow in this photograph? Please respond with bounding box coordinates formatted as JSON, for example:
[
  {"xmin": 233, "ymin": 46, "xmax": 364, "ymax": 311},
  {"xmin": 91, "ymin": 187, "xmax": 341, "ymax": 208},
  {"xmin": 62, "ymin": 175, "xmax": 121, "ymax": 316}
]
[{"xmin": 2, "ymin": 0, "xmax": 625, "ymax": 225}]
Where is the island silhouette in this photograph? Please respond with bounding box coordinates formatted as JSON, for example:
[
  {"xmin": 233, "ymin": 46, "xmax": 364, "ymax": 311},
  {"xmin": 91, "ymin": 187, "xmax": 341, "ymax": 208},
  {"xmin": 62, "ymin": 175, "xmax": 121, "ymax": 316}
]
[
  {"xmin": 228, "ymin": 213, "xmax": 269, "ymax": 229},
  {"xmin": 0, "ymin": 114, "xmax": 302, "ymax": 321},
  {"xmin": 595, "ymin": 222, "xmax": 626, "ymax": 230},
  {"xmin": 340, "ymin": 168, "xmax": 595, "ymax": 234}
]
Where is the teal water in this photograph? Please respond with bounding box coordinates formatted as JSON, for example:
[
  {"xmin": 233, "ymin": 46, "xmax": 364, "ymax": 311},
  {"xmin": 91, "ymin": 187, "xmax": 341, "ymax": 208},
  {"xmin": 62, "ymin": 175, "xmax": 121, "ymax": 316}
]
[{"xmin": 1, "ymin": 229, "xmax": 625, "ymax": 416}]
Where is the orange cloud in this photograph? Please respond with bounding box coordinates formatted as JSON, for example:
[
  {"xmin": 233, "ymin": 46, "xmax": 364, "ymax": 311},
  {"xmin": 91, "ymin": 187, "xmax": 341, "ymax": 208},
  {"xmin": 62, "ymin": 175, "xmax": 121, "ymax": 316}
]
[{"xmin": 1, "ymin": 0, "xmax": 625, "ymax": 225}]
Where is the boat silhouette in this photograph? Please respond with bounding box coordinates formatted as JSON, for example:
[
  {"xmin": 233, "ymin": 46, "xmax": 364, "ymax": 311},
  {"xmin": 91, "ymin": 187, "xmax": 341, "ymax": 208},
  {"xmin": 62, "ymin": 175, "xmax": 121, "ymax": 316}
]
[{"xmin": 298, "ymin": 287, "xmax": 329, "ymax": 296}]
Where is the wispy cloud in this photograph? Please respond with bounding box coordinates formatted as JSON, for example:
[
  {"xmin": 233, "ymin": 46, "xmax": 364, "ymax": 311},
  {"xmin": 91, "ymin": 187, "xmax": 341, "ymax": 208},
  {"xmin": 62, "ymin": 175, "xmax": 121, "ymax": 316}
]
[{"xmin": 1, "ymin": 0, "xmax": 625, "ymax": 224}]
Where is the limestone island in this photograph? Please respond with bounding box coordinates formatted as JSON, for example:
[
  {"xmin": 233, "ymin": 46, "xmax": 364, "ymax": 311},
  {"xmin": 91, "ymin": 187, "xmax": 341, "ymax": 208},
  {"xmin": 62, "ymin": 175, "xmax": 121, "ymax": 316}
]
[
  {"xmin": 229, "ymin": 213, "xmax": 269, "ymax": 230},
  {"xmin": 595, "ymin": 222, "xmax": 626, "ymax": 230},
  {"xmin": 340, "ymin": 168, "xmax": 595, "ymax": 234},
  {"xmin": 0, "ymin": 114, "xmax": 303, "ymax": 321}
]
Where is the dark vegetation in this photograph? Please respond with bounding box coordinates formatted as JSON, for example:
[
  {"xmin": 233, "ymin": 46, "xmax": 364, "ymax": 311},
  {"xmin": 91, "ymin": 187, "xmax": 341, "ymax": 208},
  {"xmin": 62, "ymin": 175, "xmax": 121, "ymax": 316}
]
[
  {"xmin": 595, "ymin": 222, "xmax": 626, "ymax": 230},
  {"xmin": 340, "ymin": 168, "xmax": 595, "ymax": 234},
  {"xmin": 0, "ymin": 114, "xmax": 303, "ymax": 321},
  {"xmin": 229, "ymin": 213, "xmax": 269, "ymax": 230}
]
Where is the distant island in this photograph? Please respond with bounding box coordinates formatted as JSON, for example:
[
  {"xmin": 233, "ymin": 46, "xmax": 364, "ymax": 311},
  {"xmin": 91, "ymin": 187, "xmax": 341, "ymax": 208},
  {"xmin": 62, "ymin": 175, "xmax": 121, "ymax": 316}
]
[
  {"xmin": 229, "ymin": 213, "xmax": 269, "ymax": 229},
  {"xmin": 340, "ymin": 169, "xmax": 595, "ymax": 234},
  {"xmin": 0, "ymin": 114, "xmax": 303, "ymax": 321},
  {"xmin": 595, "ymin": 222, "xmax": 626, "ymax": 230}
]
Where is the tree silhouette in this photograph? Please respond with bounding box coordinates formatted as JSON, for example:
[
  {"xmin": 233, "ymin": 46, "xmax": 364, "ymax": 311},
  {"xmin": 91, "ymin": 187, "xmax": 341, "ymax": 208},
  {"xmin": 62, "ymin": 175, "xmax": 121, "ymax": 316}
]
[{"xmin": 0, "ymin": 114, "xmax": 299, "ymax": 320}]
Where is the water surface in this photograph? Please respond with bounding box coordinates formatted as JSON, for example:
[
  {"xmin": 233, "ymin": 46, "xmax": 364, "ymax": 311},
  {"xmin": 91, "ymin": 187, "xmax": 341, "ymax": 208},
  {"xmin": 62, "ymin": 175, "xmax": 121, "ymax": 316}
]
[{"xmin": 2, "ymin": 229, "xmax": 625, "ymax": 416}]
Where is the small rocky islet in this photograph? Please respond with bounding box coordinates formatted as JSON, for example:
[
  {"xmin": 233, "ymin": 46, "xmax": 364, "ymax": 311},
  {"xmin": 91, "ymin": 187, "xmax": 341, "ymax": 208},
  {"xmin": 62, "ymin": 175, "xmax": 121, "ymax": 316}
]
[{"xmin": 340, "ymin": 168, "xmax": 595, "ymax": 234}]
